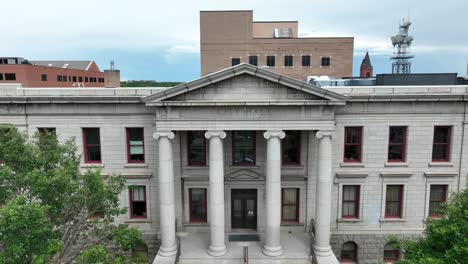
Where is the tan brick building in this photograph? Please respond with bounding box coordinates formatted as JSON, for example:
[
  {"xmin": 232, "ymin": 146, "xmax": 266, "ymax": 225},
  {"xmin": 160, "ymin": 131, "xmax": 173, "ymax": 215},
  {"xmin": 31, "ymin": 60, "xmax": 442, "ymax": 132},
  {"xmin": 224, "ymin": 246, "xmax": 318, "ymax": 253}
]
[{"xmin": 200, "ymin": 11, "xmax": 354, "ymax": 81}]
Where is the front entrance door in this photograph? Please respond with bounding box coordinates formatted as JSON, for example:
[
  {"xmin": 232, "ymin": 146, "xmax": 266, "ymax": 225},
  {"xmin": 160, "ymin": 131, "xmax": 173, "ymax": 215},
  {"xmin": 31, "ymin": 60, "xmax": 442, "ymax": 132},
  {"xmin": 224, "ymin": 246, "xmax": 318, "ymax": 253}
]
[{"xmin": 231, "ymin": 189, "xmax": 257, "ymax": 229}]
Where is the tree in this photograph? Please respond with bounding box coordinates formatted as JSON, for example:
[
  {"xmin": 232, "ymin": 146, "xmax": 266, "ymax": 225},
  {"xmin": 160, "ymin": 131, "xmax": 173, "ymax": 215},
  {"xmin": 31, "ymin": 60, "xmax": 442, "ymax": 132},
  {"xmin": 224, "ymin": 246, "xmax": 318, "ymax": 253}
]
[
  {"xmin": 396, "ymin": 187, "xmax": 468, "ymax": 264},
  {"xmin": 0, "ymin": 125, "xmax": 144, "ymax": 263}
]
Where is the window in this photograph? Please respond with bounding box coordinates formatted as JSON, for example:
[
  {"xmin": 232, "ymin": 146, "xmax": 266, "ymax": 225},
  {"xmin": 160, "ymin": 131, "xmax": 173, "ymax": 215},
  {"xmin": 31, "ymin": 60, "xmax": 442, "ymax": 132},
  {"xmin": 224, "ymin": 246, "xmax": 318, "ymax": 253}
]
[
  {"xmin": 72, "ymin": 76, "xmax": 77, "ymax": 82},
  {"xmin": 248, "ymin": 56, "xmax": 258, "ymax": 66},
  {"xmin": 79, "ymin": 76, "xmax": 83, "ymax": 82},
  {"xmin": 284, "ymin": 55, "xmax": 293, "ymax": 67},
  {"xmin": 85, "ymin": 77, "xmax": 89, "ymax": 82},
  {"xmin": 385, "ymin": 185, "xmax": 403, "ymax": 218},
  {"xmin": 340, "ymin": 242, "xmax": 357, "ymax": 262},
  {"xmin": 232, "ymin": 131, "xmax": 256, "ymax": 165},
  {"xmin": 231, "ymin": 58, "xmax": 241, "ymax": 66},
  {"xmin": 129, "ymin": 186, "xmax": 147, "ymax": 218},
  {"xmin": 432, "ymin": 126, "xmax": 451, "ymax": 162},
  {"xmin": 41, "ymin": 74, "xmax": 47, "ymax": 82},
  {"xmin": 302, "ymin": 55, "xmax": 311, "ymax": 66},
  {"xmin": 321, "ymin": 57, "xmax": 331, "ymax": 66},
  {"xmin": 388, "ymin": 126, "xmax": 407, "ymax": 162},
  {"xmin": 266, "ymin": 55, "xmax": 275, "ymax": 67},
  {"xmin": 38, "ymin": 127, "xmax": 56, "ymax": 135},
  {"xmin": 68, "ymin": 76, "xmax": 71, "ymax": 82},
  {"xmin": 62, "ymin": 75, "xmax": 67, "ymax": 82},
  {"xmin": 344, "ymin": 127, "xmax": 362, "ymax": 162},
  {"xmin": 189, "ymin": 188, "xmax": 207, "ymax": 222},
  {"xmin": 0, "ymin": 73, "xmax": 3, "ymax": 81},
  {"xmin": 282, "ymin": 131, "xmax": 300, "ymax": 165},
  {"xmin": 83, "ymin": 128, "xmax": 101, "ymax": 163},
  {"xmin": 383, "ymin": 243, "xmax": 400, "ymax": 263},
  {"xmin": 126, "ymin": 128, "xmax": 144, "ymax": 163},
  {"xmin": 188, "ymin": 131, "xmax": 206, "ymax": 166},
  {"xmin": 342, "ymin": 185, "xmax": 360, "ymax": 218},
  {"xmin": 4, "ymin": 73, "xmax": 16, "ymax": 81},
  {"xmin": 429, "ymin": 185, "xmax": 448, "ymax": 217},
  {"xmin": 282, "ymin": 188, "xmax": 299, "ymax": 222}
]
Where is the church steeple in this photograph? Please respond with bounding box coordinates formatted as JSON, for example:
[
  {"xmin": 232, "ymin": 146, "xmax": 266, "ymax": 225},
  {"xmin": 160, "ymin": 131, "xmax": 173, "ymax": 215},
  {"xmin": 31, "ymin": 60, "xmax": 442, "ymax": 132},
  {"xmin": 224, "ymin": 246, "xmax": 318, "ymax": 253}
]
[{"xmin": 360, "ymin": 52, "xmax": 373, "ymax": 77}]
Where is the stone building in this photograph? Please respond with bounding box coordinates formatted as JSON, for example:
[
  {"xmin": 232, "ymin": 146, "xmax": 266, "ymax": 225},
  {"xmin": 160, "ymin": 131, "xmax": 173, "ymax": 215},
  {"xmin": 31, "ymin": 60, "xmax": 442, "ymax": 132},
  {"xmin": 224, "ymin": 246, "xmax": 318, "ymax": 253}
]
[{"xmin": 0, "ymin": 64, "xmax": 466, "ymax": 264}]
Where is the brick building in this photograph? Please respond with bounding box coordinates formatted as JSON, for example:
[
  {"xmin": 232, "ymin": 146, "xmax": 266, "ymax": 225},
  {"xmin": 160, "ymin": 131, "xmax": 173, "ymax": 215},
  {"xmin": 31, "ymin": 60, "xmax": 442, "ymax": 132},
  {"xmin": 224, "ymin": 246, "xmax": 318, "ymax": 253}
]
[
  {"xmin": 359, "ymin": 52, "xmax": 373, "ymax": 77},
  {"xmin": 200, "ymin": 11, "xmax": 354, "ymax": 81}
]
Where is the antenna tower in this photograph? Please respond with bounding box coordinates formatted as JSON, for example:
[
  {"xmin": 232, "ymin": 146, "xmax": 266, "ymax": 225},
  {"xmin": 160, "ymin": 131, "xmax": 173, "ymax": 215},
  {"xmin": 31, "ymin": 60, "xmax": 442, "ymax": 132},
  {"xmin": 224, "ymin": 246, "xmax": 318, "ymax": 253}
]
[{"xmin": 390, "ymin": 19, "xmax": 414, "ymax": 74}]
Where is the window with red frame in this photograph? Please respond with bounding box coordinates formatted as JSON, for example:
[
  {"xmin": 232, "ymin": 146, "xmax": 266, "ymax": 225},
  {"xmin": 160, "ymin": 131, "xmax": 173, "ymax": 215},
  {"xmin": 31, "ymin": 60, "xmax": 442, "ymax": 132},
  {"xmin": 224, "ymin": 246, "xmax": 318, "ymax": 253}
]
[
  {"xmin": 383, "ymin": 243, "xmax": 400, "ymax": 263},
  {"xmin": 281, "ymin": 188, "xmax": 299, "ymax": 222},
  {"xmin": 385, "ymin": 185, "xmax": 403, "ymax": 218},
  {"xmin": 232, "ymin": 131, "xmax": 256, "ymax": 165},
  {"xmin": 129, "ymin": 186, "xmax": 147, "ymax": 218},
  {"xmin": 127, "ymin": 128, "xmax": 144, "ymax": 163},
  {"xmin": 83, "ymin": 128, "xmax": 101, "ymax": 163},
  {"xmin": 342, "ymin": 185, "xmax": 360, "ymax": 218},
  {"xmin": 188, "ymin": 131, "xmax": 206, "ymax": 166},
  {"xmin": 344, "ymin": 127, "xmax": 362, "ymax": 162},
  {"xmin": 340, "ymin": 241, "xmax": 357, "ymax": 262},
  {"xmin": 282, "ymin": 131, "xmax": 300, "ymax": 165},
  {"xmin": 429, "ymin": 185, "xmax": 448, "ymax": 217},
  {"xmin": 432, "ymin": 126, "xmax": 451, "ymax": 162},
  {"xmin": 388, "ymin": 126, "xmax": 407, "ymax": 162},
  {"xmin": 189, "ymin": 188, "xmax": 207, "ymax": 222}
]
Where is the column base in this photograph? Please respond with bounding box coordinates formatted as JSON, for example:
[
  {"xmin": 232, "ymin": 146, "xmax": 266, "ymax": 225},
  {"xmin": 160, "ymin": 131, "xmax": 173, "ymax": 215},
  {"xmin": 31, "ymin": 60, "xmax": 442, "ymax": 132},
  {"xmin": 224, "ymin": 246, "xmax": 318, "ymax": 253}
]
[
  {"xmin": 157, "ymin": 245, "xmax": 177, "ymax": 257},
  {"xmin": 312, "ymin": 246, "xmax": 338, "ymax": 264},
  {"xmin": 262, "ymin": 245, "xmax": 283, "ymax": 257},
  {"xmin": 207, "ymin": 245, "xmax": 227, "ymax": 257}
]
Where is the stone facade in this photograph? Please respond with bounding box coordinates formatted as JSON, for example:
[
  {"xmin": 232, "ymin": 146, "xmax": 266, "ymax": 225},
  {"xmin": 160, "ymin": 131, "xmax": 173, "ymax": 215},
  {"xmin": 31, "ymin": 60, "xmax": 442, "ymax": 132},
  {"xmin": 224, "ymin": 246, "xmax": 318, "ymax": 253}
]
[{"xmin": 0, "ymin": 64, "xmax": 467, "ymax": 263}]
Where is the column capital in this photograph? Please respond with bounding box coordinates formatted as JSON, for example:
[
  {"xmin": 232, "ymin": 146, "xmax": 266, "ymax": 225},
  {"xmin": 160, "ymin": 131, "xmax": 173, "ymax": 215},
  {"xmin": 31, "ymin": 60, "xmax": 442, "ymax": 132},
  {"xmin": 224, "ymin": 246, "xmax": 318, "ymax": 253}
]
[
  {"xmin": 264, "ymin": 130, "xmax": 285, "ymax": 139},
  {"xmin": 153, "ymin": 131, "xmax": 175, "ymax": 140},
  {"xmin": 205, "ymin": 130, "xmax": 226, "ymax": 139},
  {"xmin": 316, "ymin": 130, "xmax": 334, "ymax": 139}
]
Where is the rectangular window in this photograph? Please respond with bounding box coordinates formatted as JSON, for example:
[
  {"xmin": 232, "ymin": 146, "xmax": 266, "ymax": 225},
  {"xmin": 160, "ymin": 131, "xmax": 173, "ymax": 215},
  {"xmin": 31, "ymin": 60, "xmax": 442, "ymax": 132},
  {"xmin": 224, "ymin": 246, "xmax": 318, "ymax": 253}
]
[
  {"xmin": 388, "ymin": 126, "xmax": 407, "ymax": 162},
  {"xmin": 83, "ymin": 128, "xmax": 101, "ymax": 163},
  {"xmin": 282, "ymin": 188, "xmax": 299, "ymax": 222},
  {"xmin": 126, "ymin": 128, "xmax": 144, "ymax": 163},
  {"xmin": 284, "ymin": 55, "xmax": 293, "ymax": 67},
  {"xmin": 129, "ymin": 186, "xmax": 147, "ymax": 218},
  {"xmin": 72, "ymin": 76, "xmax": 77, "ymax": 82},
  {"xmin": 85, "ymin": 77, "xmax": 89, "ymax": 82},
  {"xmin": 282, "ymin": 131, "xmax": 300, "ymax": 165},
  {"xmin": 4, "ymin": 73, "xmax": 16, "ymax": 81},
  {"xmin": 432, "ymin": 126, "xmax": 451, "ymax": 162},
  {"xmin": 41, "ymin": 74, "xmax": 47, "ymax": 82},
  {"xmin": 342, "ymin": 185, "xmax": 360, "ymax": 218},
  {"xmin": 57, "ymin": 75, "xmax": 62, "ymax": 82},
  {"xmin": 232, "ymin": 131, "xmax": 256, "ymax": 165},
  {"xmin": 0, "ymin": 73, "xmax": 3, "ymax": 81},
  {"xmin": 248, "ymin": 56, "xmax": 258, "ymax": 66},
  {"xmin": 385, "ymin": 185, "xmax": 403, "ymax": 218},
  {"xmin": 79, "ymin": 76, "xmax": 83, "ymax": 82},
  {"xmin": 188, "ymin": 131, "xmax": 206, "ymax": 166},
  {"xmin": 231, "ymin": 58, "xmax": 241, "ymax": 66},
  {"xmin": 429, "ymin": 185, "xmax": 448, "ymax": 217},
  {"xmin": 344, "ymin": 127, "xmax": 362, "ymax": 162},
  {"xmin": 38, "ymin": 127, "xmax": 56, "ymax": 135},
  {"xmin": 189, "ymin": 188, "xmax": 207, "ymax": 222},
  {"xmin": 68, "ymin": 76, "xmax": 71, "ymax": 82},
  {"xmin": 384, "ymin": 249, "xmax": 400, "ymax": 263},
  {"xmin": 302, "ymin": 55, "xmax": 311, "ymax": 66},
  {"xmin": 321, "ymin": 57, "xmax": 331, "ymax": 66},
  {"xmin": 266, "ymin": 55, "xmax": 275, "ymax": 67}
]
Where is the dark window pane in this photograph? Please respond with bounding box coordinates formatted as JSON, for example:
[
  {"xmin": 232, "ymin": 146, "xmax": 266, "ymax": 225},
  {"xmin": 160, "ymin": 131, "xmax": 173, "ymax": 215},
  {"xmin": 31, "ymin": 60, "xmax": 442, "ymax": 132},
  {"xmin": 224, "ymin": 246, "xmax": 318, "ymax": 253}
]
[
  {"xmin": 385, "ymin": 185, "xmax": 402, "ymax": 217},
  {"xmin": 41, "ymin": 74, "xmax": 47, "ymax": 81},
  {"xmin": 266, "ymin": 56, "xmax": 275, "ymax": 67},
  {"xmin": 284, "ymin": 55, "xmax": 293, "ymax": 67},
  {"xmin": 432, "ymin": 145, "xmax": 448, "ymax": 160},
  {"xmin": 5, "ymin": 73, "xmax": 16, "ymax": 80},
  {"xmin": 388, "ymin": 145, "xmax": 403, "ymax": 160},
  {"xmin": 341, "ymin": 242, "xmax": 357, "ymax": 261},
  {"xmin": 231, "ymin": 58, "xmax": 240, "ymax": 66},
  {"xmin": 429, "ymin": 185, "xmax": 447, "ymax": 216},
  {"xmin": 79, "ymin": 76, "xmax": 83, "ymax": 82},
  {"xmin": 434, "ymin": 127, "xmax": 449, "ymax": 143},
  {"xmin": 0, "ymin": 74, "xmax": 3, "ymax": 80},
  {"xmin": 233, "ymin": 131, "xmax": 255, "ymax": 165},
  {"xmin": 128, "ymin": 128, "xmax": 144, "ymax": 162},
  {"xmin": 282, "ymin": 188, "xmax": 298, "ymax": 221},
  {"xmin": 321, "ymin": 57, "xmax": 331, "ymax": 66},
  {"xmin": 87, "ymin": 146, "xmax": 101, "ymax": 161},
  {"xmin": 302, "ymin": 55, "xmax": 311, "ymax": 66},
  {"xmin": 389, "ymin": 127, "xmax": 404, "ymax": 143},
  {"xmin": 248, "ymin": 56, "xmax": 258, "ymax": 66},
  {"xmin": 190, "ymin": 188, "xmax": 207, "ymax": 222},
  {"xmin": 283, "ymin": 131, "xmax": 300, "ymax": 164},
  {"xmin": 188, "ymin": 131, "xmax": 206, "ymax": 165},
  {"xmin": 85, "ymin": 128, "xmax": 100, "ymax": 145},
  {"xmin": 345, "ymin": 127, "xmax": 361, "ymax": 144},
  {"xmin": 130, "ymin": 186, "xmax": 146, "ymax": 218},
  {"xmin": 344, "ymin": 145, "xmax": 360, "ymax": 160},
  {"xmin": 57, "ymin": 75, "xmax": 62, "ymax": 82}
]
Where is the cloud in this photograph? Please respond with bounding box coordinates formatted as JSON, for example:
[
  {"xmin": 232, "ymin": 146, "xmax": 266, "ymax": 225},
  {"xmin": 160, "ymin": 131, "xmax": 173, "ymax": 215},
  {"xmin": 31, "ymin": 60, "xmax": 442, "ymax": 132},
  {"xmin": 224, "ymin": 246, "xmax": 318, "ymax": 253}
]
[{"xmin": 165, "ymin": 44, "xmax": 200, "ymax": 64}]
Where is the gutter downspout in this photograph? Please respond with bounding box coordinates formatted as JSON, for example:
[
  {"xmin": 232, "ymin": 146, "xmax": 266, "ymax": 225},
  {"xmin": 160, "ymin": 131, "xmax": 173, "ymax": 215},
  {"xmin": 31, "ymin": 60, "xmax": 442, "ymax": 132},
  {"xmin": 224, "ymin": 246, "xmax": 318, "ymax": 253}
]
[{"xmin": 457, "ymin": 100, "xmax": 466, "ymax": 192}]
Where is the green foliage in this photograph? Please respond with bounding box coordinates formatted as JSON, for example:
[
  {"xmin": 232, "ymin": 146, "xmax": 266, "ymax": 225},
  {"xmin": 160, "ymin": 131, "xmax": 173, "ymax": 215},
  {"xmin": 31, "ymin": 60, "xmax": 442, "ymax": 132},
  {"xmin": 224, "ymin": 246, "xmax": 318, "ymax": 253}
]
[
  {"xmin": 396, "ymin": 188, "xmax": 468, "ymax": 264},
  {"xmin": 120, "ymin": 80, "xmax": 182, "ymax": 87},
  {"xmin": 77, "ymin": 245, "xmax": 111, "ymax": 264},
  {"xmin": 0, "ymin": 125, "xmax": 144, "ymax": 263}
]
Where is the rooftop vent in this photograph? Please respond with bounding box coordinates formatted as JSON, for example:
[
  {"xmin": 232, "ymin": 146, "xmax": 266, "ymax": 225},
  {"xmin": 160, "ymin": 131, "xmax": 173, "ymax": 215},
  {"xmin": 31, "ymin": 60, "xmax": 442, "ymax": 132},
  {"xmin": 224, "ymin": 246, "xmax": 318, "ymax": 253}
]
[
  {"xmin": 274, "ymin": 28, "xmax": 292, "ymax": 38},
  {"xmin": 63, "ymin": 64, "xmax": 69, "ymax": 69}
]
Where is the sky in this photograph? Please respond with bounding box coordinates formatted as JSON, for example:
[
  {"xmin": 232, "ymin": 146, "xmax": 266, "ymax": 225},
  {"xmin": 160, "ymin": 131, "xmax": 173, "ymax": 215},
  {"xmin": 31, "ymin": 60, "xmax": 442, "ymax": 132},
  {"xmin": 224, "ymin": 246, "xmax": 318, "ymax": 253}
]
[{"xmin": 1, "ymin": 0, "xmax": 467, "ymax": 82}]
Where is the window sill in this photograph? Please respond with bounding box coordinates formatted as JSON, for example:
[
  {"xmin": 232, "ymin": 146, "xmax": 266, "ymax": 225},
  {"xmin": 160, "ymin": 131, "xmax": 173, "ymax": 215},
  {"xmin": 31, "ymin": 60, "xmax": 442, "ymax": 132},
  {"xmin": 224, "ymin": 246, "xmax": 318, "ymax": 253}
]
[
  {"xmin": 428, "ymin": 162, "xmax": 453, "ymax": 167},
  {"xmin": 340, "ymin": 162, "xmax": 365, "ymax": 168},
  {"xmin": 337, "ymin": 218, "xmax": 363, "ymax": 223},
  {"xmin": 384, "ymin": 162, "xmax": 408, "ymax": 167},
  {"xmin": 281, "ymin": 222, "xmax": 303, "ymax": 226},
  {"xmin": 124, "ymin": 163, "xmax": 148, "ymax": 168},
  {"xmin": 282, "ymin": 165, "xmax": 304, "ymax": 169},
  {"xmin": 125, "ymin": 219, "xmax": 151, "ymax": 224},
  {"xmin": 184, "ymin": 222, "xmax": 209, "ymax": 226},
  {"xmin": 81, "ymin": 163, "xmax": 104, "ymax": 168},
  {"xmin": 379, "ymin": 218, "xmax": 406, "ymax": 223},
  {"xmin": 184, "ymin": 166, "xmax": 208, "ymax": 170},
  {"xmin": 229, "ymin": 165, "xmax": 259, "ymax": 170}
]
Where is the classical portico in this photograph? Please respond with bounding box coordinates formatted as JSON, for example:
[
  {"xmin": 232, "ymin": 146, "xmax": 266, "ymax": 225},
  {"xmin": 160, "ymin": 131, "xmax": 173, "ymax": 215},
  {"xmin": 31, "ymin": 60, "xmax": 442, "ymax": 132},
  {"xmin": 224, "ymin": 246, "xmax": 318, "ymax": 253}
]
[{"xmin": 146, "ymin": 64, "xmax": 347, "ymax": 263}]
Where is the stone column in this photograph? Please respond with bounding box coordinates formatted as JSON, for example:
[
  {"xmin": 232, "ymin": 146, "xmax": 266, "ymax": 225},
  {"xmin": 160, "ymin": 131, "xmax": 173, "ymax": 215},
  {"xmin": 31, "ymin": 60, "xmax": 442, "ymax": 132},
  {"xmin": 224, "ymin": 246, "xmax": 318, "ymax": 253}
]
[
  {"xmin": 313, "ymin": 131, "xmax": 338, "ymax": 263},
  {"xmin": 205, "ymin": 131, "xmax": 228, "ymax": 257},
  {"xmin": 262, "ymin": 130, "xmax": 285, "ymax": 257},
  {"xmin": 153, "ymin": 131, "xmax": 177, "ymax": 257}
]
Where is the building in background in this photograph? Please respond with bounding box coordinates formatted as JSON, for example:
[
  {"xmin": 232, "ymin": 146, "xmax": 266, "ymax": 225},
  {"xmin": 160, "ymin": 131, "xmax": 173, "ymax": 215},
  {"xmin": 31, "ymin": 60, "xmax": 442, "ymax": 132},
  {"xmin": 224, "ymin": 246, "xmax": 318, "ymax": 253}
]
[
  {"xmin": 359, "ymin": 51, "xmax": 373, "ymax": 77},
  {"xmin": 200, "ymin": 10, "xmax": 354, "ymax": 81},
  {"xmin": 0, "ymin": 57, "xmax": 120, "ymax": 88}
]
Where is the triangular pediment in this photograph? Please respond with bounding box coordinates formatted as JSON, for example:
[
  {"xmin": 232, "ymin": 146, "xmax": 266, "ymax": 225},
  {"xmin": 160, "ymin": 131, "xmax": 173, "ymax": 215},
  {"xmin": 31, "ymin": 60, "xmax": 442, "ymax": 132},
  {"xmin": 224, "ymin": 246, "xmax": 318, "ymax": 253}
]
[
  {"xmin": 143, "ymin": 63, "xmax": 348, "ymax": 105},
  {"xmin": 226, "ymin": 169, "xmax": 264, "ymax": 181}
]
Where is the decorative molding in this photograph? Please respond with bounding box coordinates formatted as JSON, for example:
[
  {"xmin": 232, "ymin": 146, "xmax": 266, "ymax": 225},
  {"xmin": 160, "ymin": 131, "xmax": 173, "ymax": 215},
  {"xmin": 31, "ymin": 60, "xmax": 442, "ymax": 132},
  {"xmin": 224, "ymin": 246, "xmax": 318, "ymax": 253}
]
[
  {"xmin": 316, "ymin": 130, "xmax": 334, "ymax": 139},
  {"xmin": 424, "ymin": 172, "xmax": 457, "ymax": 177},
  {"xmin": 264, "ymin": 130, "xmax": 285, "ymax": 139},
  {"xmin": 379, "ymin": 218, "xmax": 407, "ymax": 223},
  {"xmin": 124, "ymin": 163, "xmax": 148, "ymax": 168},
  {"xmin": 80, "ymin": 163, "xmax": 104, "ymax": 169},
  {"xmin": 428, "ymin": 162, "xmax": 453, "ymax": 167},
  {"xmin": 121, "ymin": 172, "xmax": 152, "ymax": 179},
  {"xmin": 340, "ymin": 163, "xmax": 365, "ymax": 168},
  {"xmin": 205, "ymin": 130, "xmax": 227, "ymax": 139},
  {"xmin": 384, "ymin": 162, "xmax": 408, "ymax": 167},
  {"xmin": 335, "ymin": 172, "xmax": 369, "ymax": 178},
  {"xmin": 380, "ymin": 172, "xmax": 412, "ymax": 178},
  {"xmin": 226, "ymin": 169, "xmax": 263, "ymax": 181},
  {"xmin": 153, "ymin": 131, "xmax": 175, "ymax": 140}
]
